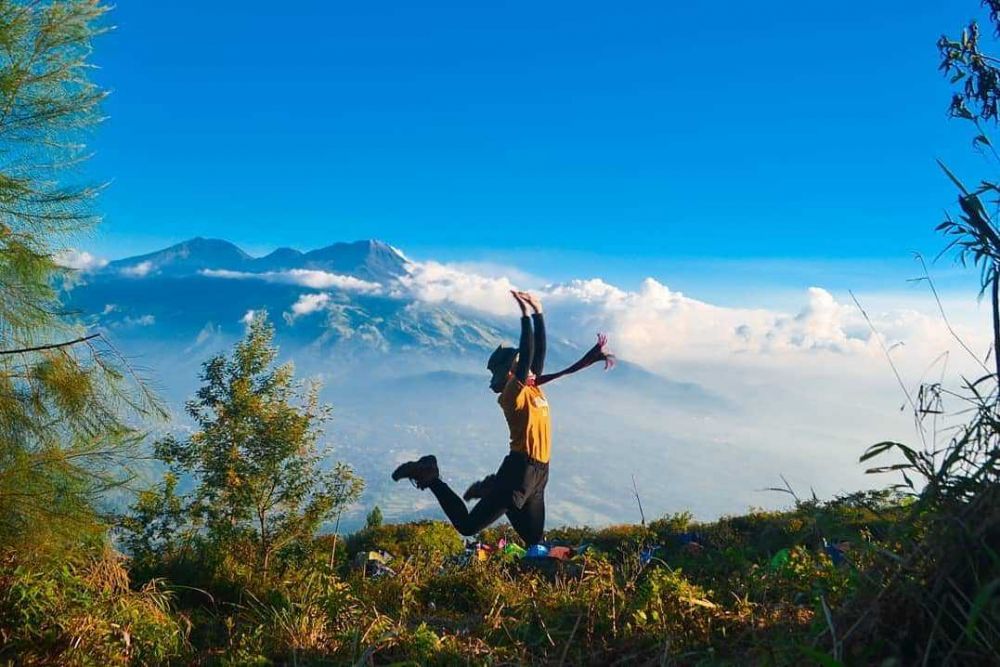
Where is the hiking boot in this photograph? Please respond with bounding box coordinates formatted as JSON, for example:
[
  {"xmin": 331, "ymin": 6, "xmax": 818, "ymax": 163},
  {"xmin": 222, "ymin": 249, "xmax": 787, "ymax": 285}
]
[
  {"xmin": 391, "ymin": 455, "xmax": 439, "ymax": 489},
  {"xmin": 463, "ymin": 474, "xmax": 497, "ymax": 501}
]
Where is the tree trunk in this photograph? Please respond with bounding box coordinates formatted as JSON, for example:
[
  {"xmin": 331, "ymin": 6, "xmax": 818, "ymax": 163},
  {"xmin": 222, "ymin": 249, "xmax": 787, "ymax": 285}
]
[
  {"xmin": 329, "ymin": 509, "xmax": 343, "ymax": 569},
  {"xmin": 258, "ymin": 506, "xmax": 269, "ymax": 582},
  {"xmin": 993, "ymin": 272, "xmax": 1000, "ymax": 402}
]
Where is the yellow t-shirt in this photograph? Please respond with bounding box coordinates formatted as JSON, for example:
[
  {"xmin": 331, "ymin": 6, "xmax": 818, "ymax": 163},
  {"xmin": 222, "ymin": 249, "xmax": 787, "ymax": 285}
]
[{"xmin": 499, "ymin": 377, "xmax": 551, "ymax": 463}]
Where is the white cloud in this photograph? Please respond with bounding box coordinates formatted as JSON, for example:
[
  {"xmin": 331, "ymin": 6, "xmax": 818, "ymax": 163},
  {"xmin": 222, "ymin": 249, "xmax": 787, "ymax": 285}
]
[
  {"xmin": 122, "ymin": 261, "xmax": 153, "ymax": 277},
  {"xmin": 521, "ymin": 273, "xmax": 990, "ymax": 513},
  {"xmin": 287, "ymin": 292, "xmax": 331, "ymax": 320},
  {"xmin": 124, "ymin": 314, "xmax": 155, "ymax": 327},
  {"xmin": 96, "ymin": 245, "xmax": 991, "ymax": 386},
  {"xmin": 394, "ymin": 260, "xmax": 520, "ymax": 315},
  {"xmin": 194, "ymin": 322, "xmax": 219, "ymax": 346},
  {"xmin": 185, "ymin": 322, "xmax": 222, "ymax": 353},
  {"xmin": 389, "ymin": 260, "xmax": 990, "ymax": 385},
  {"xmin": 241, "ymin": 309, "xmax": 257, "ymax": 325},
  {"xmin": 543, "ymin": 278, "xmax": 988, "ymax": 377},
  {"xmin": 443, "ymin": 260, "xmax": 545, "ymax": 288},
  {"xmin": 202, "ymin": 268, "xmax": 382, "ymax": 293},
  {"xmin": 54, "ymin": 249, "xmax": 107, "ymax": 271}
]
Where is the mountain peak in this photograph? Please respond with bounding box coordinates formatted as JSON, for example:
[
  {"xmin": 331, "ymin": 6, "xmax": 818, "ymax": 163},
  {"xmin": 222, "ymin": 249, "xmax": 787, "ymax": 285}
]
[
  {"xmin": 106, "ymin": 237, "xmax": 252, "ymax": 276},
  {"xmin": 164, "ymin": 236, "xmax": 249, "ymax": 255},
  {"xmin": 104, "ymin": 237, "xmax": 409, "ymax": 281},
  {"xmin": 302, "ymin": 239, "xmax": 408, "ymax": 280},
  {"xmin": 256, "ymin": 246, "xmax": 304, "ymax": 271}
]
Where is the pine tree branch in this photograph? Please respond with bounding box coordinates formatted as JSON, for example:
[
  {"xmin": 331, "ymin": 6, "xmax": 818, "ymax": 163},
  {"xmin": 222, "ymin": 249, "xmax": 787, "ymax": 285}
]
[{"xmin": 0, "ymin": 332, "xmax": 100, "ymax": 355}]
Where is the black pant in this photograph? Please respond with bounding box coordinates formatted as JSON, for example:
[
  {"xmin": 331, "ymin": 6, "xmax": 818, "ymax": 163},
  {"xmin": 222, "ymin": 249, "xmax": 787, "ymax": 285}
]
[{"xmin": 429, "ymin": 451, "xmax": 549, "ymax": 545}]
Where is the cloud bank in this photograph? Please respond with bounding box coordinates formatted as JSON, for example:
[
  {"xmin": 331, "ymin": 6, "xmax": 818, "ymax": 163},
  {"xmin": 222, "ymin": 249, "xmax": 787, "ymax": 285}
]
[
  {"xmin": 287, "ymin": 292, "xmax": 332, "ymax": 320},
  {"xmin": 202, "ymin": 268, "xmax": 382, "ymax": 293},
  {"xmin": 392, "ymin": 261, "xmax": 520, "ymax": 316},
  {"xmin": 122, "ymin": 261, "xmax": 154, "ymax": 277},
  {"xmin": 391, "ymin": 260, "xmax": 990, "ymax": 382},
  {"xmin": 54, "ymin": 249, "xmax": 108, "ymax": 271},
  {"xmin": 194, "ymin": 254, "xmax": 990, "ymax": 387}
]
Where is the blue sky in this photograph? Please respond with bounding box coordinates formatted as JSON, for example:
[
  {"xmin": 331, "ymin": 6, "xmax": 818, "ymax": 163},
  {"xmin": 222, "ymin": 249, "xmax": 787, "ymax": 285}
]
[{"xmin": 84, "ymin": 1, "xmax": 989, "ymax": 296}]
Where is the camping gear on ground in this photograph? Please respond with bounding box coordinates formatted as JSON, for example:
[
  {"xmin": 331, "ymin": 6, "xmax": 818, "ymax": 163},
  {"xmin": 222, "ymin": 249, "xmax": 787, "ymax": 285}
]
[
  {"xmin": 769, "ymin": 548, "xmax": 791, "ymax": 571},
  {"xmin": 475, "ymin": 544, "xmax": 493, "ymax": 561},
  {"xmin": 502, "ymin": 542, "xmax": 527, "ymax": 560},
  {"xmin": 353, "ymin": 550, "xmax": 396, "ymax": 578},
  {"xmin": 525, "ymin": 543, "xmax": 549, "ymax": 559},
  {"xmin": 447, "ymin": 540, "xmax": 601, "ymax": 568},
  {"xmin": 451, "ymin": 541, "xmax": 497, "ymax": 567},
  {"xmin": 548, "ymin": 546, "xmax": 572, "ymax": 560},
  {"xmin": 640, "ymin": 546, "xmax": 657, "ymax": 566}
]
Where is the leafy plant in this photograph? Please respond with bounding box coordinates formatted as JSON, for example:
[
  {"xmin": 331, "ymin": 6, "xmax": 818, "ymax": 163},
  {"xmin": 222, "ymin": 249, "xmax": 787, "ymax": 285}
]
[
  {"xmin": 0, "ymin": 0, "xmax": 163, "ymax": 558},
  {"xmin": 126, "ymin": 313, "xmax": 363, "ymax": 584}
]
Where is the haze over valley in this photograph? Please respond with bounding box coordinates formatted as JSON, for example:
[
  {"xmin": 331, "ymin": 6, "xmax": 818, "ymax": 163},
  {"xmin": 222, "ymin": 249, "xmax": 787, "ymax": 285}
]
[{"xmin": 63, "ymin": 236, "xmax": 988, "ymax": 529}]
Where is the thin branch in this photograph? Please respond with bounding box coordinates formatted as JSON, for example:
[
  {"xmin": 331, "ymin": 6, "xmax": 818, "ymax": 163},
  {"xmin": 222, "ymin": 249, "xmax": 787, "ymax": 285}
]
[
  {"xmin": 850, "ymin": 291, "xmax": 929, "ymax": 452},
  {"xmin": 850, "ymin": 291, "xmax": 916, "ymax": 413},
  {"xmin": 912, "ymin": 253, "xmax": 991, "ymax": 374},
  {"xmin": 0, "ymin": 332, "xmax": 100, "ymax": 355},
  {"xmin": 631, "ymin": 474, "xmax": 646, "ymax": 526},
  {"xmin": 991, "ymin": 270, "xmax": 1000, "ymax": 396}
]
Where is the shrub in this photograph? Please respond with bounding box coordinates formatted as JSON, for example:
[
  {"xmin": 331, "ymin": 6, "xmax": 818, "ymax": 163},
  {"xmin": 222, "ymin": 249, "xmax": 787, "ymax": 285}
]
[{"xmin": 0, "ymin": 548, "xmax": 188, "ymax": 665}]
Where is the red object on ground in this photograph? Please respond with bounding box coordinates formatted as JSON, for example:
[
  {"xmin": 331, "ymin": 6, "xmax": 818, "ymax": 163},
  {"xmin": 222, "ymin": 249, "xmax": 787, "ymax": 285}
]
[{"xmin": 548, "ymin": 546, "xmax": 572, "ymax": 560}]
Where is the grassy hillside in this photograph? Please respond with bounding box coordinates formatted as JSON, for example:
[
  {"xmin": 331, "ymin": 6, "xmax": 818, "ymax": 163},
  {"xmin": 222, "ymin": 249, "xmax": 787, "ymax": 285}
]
[{"xmin": 2, "ymin": 490, "xmax": 913, "ymax": 665}]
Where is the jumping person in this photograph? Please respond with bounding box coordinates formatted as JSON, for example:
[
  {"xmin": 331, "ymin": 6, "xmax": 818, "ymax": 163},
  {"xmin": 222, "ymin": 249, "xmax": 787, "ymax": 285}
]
[{"xmin": 391, "ymin": 290, "xmax": 614, "ymax": 546}]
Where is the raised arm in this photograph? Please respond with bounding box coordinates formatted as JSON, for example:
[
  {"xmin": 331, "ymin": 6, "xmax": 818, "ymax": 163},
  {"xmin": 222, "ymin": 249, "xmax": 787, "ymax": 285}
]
[
  {"xmin": 512, "ymin": 292, "xmax": 534, "ymax": 383},
  {"xmin": 531, "ymin": 312, "xmax": 546, "ymax": 376},
  {"xmin": 515, "ymin": 292, "xmax": 546, "ymax": 377}
]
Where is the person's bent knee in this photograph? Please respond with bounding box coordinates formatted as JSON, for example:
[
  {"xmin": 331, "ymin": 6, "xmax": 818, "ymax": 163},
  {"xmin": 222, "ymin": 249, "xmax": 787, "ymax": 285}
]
[{"xmin": 457, "ymin": 523, "xmax": 479, "ymax": 537}]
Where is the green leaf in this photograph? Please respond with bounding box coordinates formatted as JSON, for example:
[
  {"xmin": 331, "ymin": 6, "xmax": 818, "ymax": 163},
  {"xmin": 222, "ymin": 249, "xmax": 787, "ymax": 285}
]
[
  {"xmin": 937, "ymin": 159, "xmax": 971, "ymax": 195},
  {"xmin": 860, "ymin": 441, "xmax": 901, "ymax": 462}
]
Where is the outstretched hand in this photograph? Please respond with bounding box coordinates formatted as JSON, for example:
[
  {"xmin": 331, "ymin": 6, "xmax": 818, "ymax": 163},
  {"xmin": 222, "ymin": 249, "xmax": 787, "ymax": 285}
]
[
  {"xmin": 583, "ymin": 333, "xmax": 616, "ymax": 370},
  {"xmin": 535, "ymin": 332, "xmax": 615, "ymax": 387}
]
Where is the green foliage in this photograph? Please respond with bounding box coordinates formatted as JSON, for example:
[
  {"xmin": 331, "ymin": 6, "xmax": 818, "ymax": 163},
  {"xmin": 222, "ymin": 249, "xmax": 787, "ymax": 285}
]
[
  {"xmin": 228, "ymin": 569, "xmax": 363, "ymax": 662},
  {"xmin": 626, "ymin": 567, "xmax": 715, "ymax": 646},
  {"xmin": 365, "ymin": 504, "xmax": 384, "ymax": 530},
  {"xmin": 0, "ymin": 5, "xmax": 187, "ymax": 665},
  {"xmin": 106, "ymin": 493, "xmax": 908, "ymax": 665},
  {"xmin": 8, "ymin": 475, "xmax": 920, "ymax": 664},
  {"xmin": 832, "ymin": 6, "xmax": 1000, "ymax": 664},
  {"xmin": 125, "ymin": 313, "xmax": 363, "ymax": 583},
  {"xmin": 0, "ymin": 546, "xmax": 188, "ymax": 665},
  {"xmin": 0, "ymin": 0, "xmax": 163, "ymax": 557},
  {"xmin": 6, "ymin": 2, "xmax": 998, "ymax": 664},
  {"xmin": 118, "ymin": 472, "xmax": 193, "ymax": 576},
  {"xmin": 648, "ymin": 510, "xmax": 694, "ymax": 535},
  {"xmin": 348, "ymin": 520, "xmax": 464, "ymax": 562}
]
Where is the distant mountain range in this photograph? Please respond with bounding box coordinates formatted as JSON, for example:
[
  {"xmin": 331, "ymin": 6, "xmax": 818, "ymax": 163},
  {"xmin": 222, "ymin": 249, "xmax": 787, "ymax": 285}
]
[
  {"xmin": 76, "ymin": 238, "xmax": 508, "ymax": 355},
  {"xmin": 104, "ymin": 237, "xmax": 409, "ymax": 282},
  {"xmin": 64, "ymin": 238, "xmax": 754, "ymax": 530}
]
